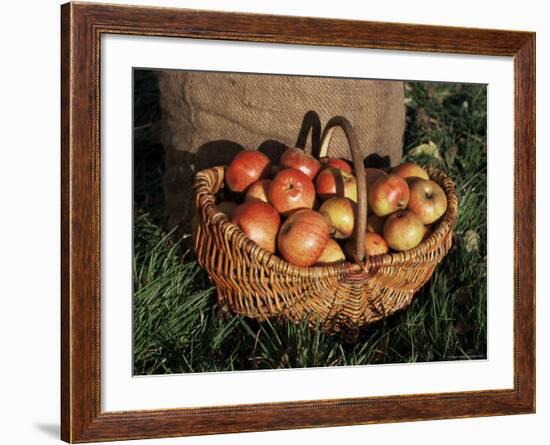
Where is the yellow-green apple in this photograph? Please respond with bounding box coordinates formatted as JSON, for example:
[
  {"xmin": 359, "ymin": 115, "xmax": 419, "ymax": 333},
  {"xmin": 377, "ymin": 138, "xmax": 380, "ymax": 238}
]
[
  {"xmin": 225, "ymin": 150, "xmax": 271, "ymax": 193},
  {"xmin": 315, "ymin": 167, "xmax": 358, "ymax": 202},
  {"xmin": 277, "ymin": 209, "xmax": 330, "ymax": 266},
  {"xmin": 383, "ymin": 210, "xmax": 424, "ymax": 251},
  {"xmin": 217, "ymin": 201, "xmax": 237, "ymax": 219},
  {"xmin": 280, "ymin": 147, "xmax": 321, "ymax": 179},
  {"xmin": 319, "ymin": 197, "xmax": 356, "ymax": 239},
  {"xmin": 245, "ymin": 179, "xmax": 271, "ymax": 203},
  {"xmin": 392, "ymin": 162, "xmax": 429, "ymax": 180},
  {"xmin": 320, "ymin": 157, "xmax": 352, "ymax": 174},
  {"xmin": 316, "ymin": 239, "xmax": 346, "ymax": 265},
  {"xmin": 366, "ymin": 214, "xmax": 386, "ymax": 236},
  {"xmin": 268, "ymin": 168, "xmax": 316, "ymax": 216},
  {"xmin": 231, "ymin": 201, "xmax": 280, "ymax": 253},
  {"xmin": 407, "ymin": 178, "xmax": 448, "ymax": 224},
  {"xmin": 368, "ymin": 174, "xmax": 410, "ymax": 216}
]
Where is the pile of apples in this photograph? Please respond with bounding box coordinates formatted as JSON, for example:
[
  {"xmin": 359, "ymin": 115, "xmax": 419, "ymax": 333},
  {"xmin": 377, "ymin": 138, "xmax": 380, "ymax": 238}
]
[{"xmin": 216, "ymin": 147, "xmax": 448, "ymax": 267}]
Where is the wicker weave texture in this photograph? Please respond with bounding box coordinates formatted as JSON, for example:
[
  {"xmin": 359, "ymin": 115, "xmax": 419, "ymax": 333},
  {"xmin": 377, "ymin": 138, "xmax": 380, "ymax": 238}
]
[{"xmin": 193, "ymin": 166, "xmax": 457, "ymax": 333}]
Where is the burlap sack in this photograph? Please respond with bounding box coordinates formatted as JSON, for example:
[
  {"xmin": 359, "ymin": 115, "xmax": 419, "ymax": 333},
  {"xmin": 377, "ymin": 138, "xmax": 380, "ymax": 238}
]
[{"xmin": 160, "ymin": 70, "xmax": 405, "ymax": 233}]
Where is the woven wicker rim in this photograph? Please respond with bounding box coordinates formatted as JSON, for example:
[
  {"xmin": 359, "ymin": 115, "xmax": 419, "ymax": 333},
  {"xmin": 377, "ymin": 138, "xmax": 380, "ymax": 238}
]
[{"xmin": 194, "ymin": 164, "xmax": 458, "ymax": 279}]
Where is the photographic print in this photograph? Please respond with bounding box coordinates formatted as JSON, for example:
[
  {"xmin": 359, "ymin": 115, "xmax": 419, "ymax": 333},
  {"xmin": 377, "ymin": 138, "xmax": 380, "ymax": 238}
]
[
  {"xmin": 133, "ymin": 69, "xmax": 487, "ymax": 375},
  {"xmin": 61, "ymin": 4, "xmax": 534, "ymax": 441}
]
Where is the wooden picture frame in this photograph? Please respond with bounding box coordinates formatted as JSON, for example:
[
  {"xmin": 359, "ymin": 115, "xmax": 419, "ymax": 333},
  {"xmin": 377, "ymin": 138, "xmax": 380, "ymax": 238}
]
[{"xmin": 61, "ymin": 2, "xmax": 535, "ymax": 442}]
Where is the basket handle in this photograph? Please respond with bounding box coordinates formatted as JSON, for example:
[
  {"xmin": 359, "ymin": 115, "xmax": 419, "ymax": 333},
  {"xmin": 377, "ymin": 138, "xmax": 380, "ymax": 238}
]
[
  {"xmin": 295, "ymin": 110, "xmax": 322, "ymax": 156},
  {"xmin": 319, "ymin": 116, "xmax": 367, "ymax": 264}
]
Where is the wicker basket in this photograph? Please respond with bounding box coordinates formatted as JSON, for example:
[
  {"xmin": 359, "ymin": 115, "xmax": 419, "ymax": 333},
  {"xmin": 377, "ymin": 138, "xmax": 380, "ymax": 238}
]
[{"xmin": 193, "ymin": 116, "xmax": 458, "ymax": 334}]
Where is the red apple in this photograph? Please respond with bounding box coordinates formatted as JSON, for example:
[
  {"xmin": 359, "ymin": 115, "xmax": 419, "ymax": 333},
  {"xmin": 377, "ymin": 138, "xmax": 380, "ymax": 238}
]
[
  {"xmin": 392, "ymin": 162, "xmax": 429, "ymax": 180},
  {"xmin": 364, "ymin": 232, "xmax": 389, "ymax": 256},
  {"xmin": 407, "ymin": 178, "xmax": 448, "ymax": 224},
  {"xmin": 277, "ymin": 209, "xmax": 330, "ymax": 266},
  {"xmin": 368, "ymin": 174, "xmax": 410, "ymax": 216},
  {"xmin": 365, "ymin": 168, "xmax": 387, "ymax": 188},
  {"xmin": 231, "ymin": 201, "xmax": 280, "ymax": 253},
  {"xmin": 280, "ymin": 147, "xmax": 321, "ymax": 179},
  {"xmin": 365, "ymin": 168, "xmax": 388, "ymax": 214},
  {"xmin": 225, "ymin": 150, "xmax": 271, "ymax": 193},
  {"xmin": 320, "ymin": 157, "xmax": 353, "ymax": 174},
  {"xmin": 316, "ymin": 239, "xmax": 346, "ymax": 265},
  {"xmin": 268, "ymin": 168, "xmax": 316, "ymax": 216},
  {"xmin": 366, "ymin": 214, "xmax": 386, "ymax": 236},
  {"xmin": 383, "ymin": 210, "xmax": 425, "ymax": 251},
  {"xmin": 217, "ymin": 201, "xmax": 237, "ymax": 219},
  {"xmin": 315, "ymin": 167, "xmax": 358, "ymax": 202},
  {"xmin": 319, "ymin": 197, "xmax": 356, "ymax": 239},
  {"xmin": 245, "ymin": 179, "xmax": 271, "ymax": 203}
]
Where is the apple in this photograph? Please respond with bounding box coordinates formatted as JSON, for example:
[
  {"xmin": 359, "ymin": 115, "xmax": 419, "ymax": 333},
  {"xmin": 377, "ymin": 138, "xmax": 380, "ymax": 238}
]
[
  {"xmin": 365, "ymin": 168, "xmax": 387, "ymax": 188},
  {"xmin": 383, "ymin": 210, "xmax": 425, "ymax": 251},
  {"xmin": 277, "ymin": 209, "xmax": 330, "ymax": 266},
  {"xmin": 315, "ymin": 167, "xmax": 358, "ymax": 202},
  {"xmin": 245, "ymin": 179, "xmax": 271, "ymax": 203},
  {"xmin": 217, "ymin": 201, "xmax": 237, "ymax": 219},
  {"xmin": 231, "ymin": 201, "xmax": 280, "ymax": 253},
  {"xmin": 319, "ymin": 197, "xmax": 356, "ymax": 239},
  {"xmin": 364, "ymin": 232, "xmax": 389, "ymax": 256},
  {"xmin": 407, "ymin": 178, "xmax": 448, "ymax": 224},
  {"xmin": 368, "ymin": 174, "xmax": 409, "ymax": 216},
  {"xmin": 366, "ymin": 214, "xmax": 386, "ymax": 236},
  {"xmin": 364, "ymin": 168, "xmax": 388, "ymax": 214},
  {"xmin": 280, "ymin": 147, "xmax": 321, "ymax": 179},
  {"xmin": 268, "ymin": 168, "xmax": 316, "ymax": 216},
  {"xmin": 225, "ymin": 150, "xmax": 271, "ymax": 193},
  {"xmin": 392, "ymin": 162, "xmax": 429, "ymax": 180},
  {"xmin": 316, "ymin": 239, "xmax": 346, "ymax": 265},
  {"xmin": 320, "ymin": 157, "xmax": 352, "ymax": 174},
  {"xmin": 344, "ymin": 232, "xmax": 389, "ymax": 259}
]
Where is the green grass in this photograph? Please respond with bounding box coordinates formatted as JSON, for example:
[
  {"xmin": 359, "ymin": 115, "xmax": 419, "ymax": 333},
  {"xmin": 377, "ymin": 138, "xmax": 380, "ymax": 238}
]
[{"xmin": 133, "ymin": 74, "xmax": 487, "ymax": 375}]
